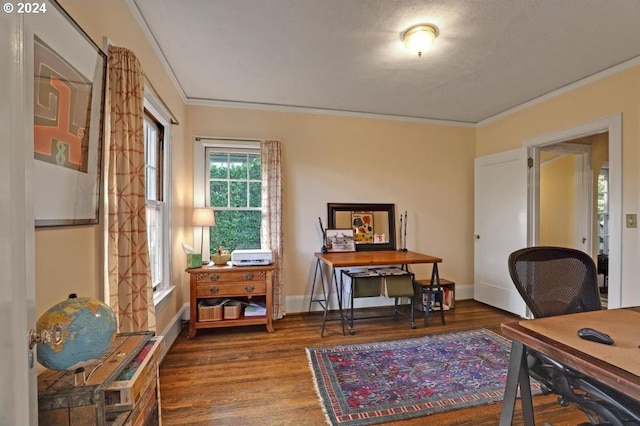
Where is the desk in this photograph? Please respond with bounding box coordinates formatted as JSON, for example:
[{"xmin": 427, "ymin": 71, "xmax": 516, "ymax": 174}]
[
  {"xmin": 499, "ymin": 308, "xmax": 640, "ymax": 425},
  {"xmin": 310, "ymin": 250, "xmax": 443, "ymax": 337}
]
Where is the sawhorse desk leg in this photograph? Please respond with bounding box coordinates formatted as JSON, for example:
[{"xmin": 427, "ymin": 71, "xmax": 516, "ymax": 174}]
[
  {"xmin": 420, "ymin": 264, "xmax": 446, "ymax": 327},
  {"xmin": 499, "ymin": 340, "xmax": 535, "ymax": 426},
  {"xmin": 314, "ymin": 262, "xmax": 345, "ymax": 338},
  {"xmin": 308, "ymin": 259, "xmax": 327, "ymax": 313}
]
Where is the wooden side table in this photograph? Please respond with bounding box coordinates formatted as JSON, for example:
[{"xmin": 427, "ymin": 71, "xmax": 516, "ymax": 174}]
[{"xmin": 186, "ymin": 264, "xmax": 274, "ymax": 338}]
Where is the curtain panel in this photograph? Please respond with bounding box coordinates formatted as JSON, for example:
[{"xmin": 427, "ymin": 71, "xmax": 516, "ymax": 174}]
[
  {"xmin": 106, "ymin": 46, "xmax": 156, "ymax": 332},
  {"xmin": 261, "ymin": 140, "xmax": 284, "ymax": 319}
]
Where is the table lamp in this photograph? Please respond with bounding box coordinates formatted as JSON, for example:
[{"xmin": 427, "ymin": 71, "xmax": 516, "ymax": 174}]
[{"xmin": 192, "ymin": 207, "xmax": 216, "ymax": 265}]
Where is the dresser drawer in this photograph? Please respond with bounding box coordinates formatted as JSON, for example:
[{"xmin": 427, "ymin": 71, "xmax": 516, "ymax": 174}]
[
  {"xmin": 196, "ymin": 281, "xmax": 267, "ymax": 297},
  {"xmin": 195, "ymin": 269, "xmax": 267, "ymax": 284}
]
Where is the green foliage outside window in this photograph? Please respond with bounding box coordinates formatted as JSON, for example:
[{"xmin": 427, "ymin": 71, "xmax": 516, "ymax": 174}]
[{"xmin": 208, "ymin": 151, "xmax": 262, "ymax": 255}]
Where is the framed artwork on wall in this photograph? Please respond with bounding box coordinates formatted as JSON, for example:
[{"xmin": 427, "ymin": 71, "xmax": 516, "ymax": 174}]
[
  {"xmin": 325, "ymin": 228, "xmax": 356, "ymax": 253},
  {"xmin": 33, "ymin": 0, "xmax": 107, "ymax": 227}
]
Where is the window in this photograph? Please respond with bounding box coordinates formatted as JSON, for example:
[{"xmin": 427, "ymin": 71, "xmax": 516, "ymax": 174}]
[
  {"xmin": 597, "ymin": 166, "xmax": 609, "ymax": 255},
  {"xmin": 144, "ymin": 95, "xmax": 173, "ymax": 304},
  {"xmin": 206, "ymin": 147, "xmax": 262, "ymax": 254}
]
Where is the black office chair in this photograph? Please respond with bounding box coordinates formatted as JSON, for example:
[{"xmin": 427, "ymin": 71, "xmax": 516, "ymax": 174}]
[{"xmin": 509, "ymin": 246, "xmax": 640, "ymax": 426}]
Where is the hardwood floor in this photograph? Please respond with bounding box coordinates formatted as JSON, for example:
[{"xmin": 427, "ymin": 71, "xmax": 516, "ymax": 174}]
[{"xmin": 159, "ymin": 300, "xmax": 589, "ymax": 425}]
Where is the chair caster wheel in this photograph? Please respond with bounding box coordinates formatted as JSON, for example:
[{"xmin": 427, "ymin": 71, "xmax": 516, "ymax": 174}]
[
  {"xmin": 349, "ymin": 329, "xmax": 356, "ymax": 335},
  {"xmin": 411, "ymin": 323, "xmax": 416, "ymax": 329}
]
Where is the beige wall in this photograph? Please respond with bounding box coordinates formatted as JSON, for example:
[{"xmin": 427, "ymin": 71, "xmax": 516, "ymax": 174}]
[
  {"xmin": 540, "ymin": 154, "xmax": 575, "ymax": 247},
  {"xmin": 476, "ymin": 65, "xmax": 640, "ymax": 305},
  {"xmin": 187, "ymin": 107, "xmax": 477, "ymax": 305},
  {"xmin": 35, "ymin": 1, "xmax": 189, "ymax": 334}
]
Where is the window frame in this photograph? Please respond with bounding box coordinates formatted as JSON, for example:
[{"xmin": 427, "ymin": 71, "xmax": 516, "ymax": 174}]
[
  {"xmin": 144, "ymin": 90, "xmax": 173, "ymax": 306},
  {"xmin": 597, "ymin": 166, "xmax": 609, "ymax": 255},
  {"xmin": 193, "ymin": 138, "xmax": 261, "ymax": 256}
]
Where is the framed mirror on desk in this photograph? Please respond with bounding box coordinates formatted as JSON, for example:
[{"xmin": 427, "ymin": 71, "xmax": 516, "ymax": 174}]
[{"xmin": 327, "ymin": 203, "xmax": 396, "ymax": 251}]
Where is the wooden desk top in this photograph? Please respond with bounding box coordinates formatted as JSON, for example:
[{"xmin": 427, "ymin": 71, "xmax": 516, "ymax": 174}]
[
  {"xmin": 314, "ymin": 250, "xmax": 442, "ymax": 268},
  {"xmin": 502, "ymin": 307, "xmax": 640, "ymax": 400}
]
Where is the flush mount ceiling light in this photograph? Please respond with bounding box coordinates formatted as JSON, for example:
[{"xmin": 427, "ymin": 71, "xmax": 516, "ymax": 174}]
[{"xmin": 402, "ymin": 24, "xmax": 437, "ymax": 57}]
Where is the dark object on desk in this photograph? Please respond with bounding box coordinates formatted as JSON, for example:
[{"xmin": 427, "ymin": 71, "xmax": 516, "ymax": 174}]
[
  {"xmin": 577, "ymin": 327, "xmax": 614, "ymax": 345},
  {"xmin": 318, "ymin": 217, "xmax": 327, "ymax": 253},
  {"xmin": 507, "ymin": 246, "xmax": 640, "ymax": 425},
  {"xmin": 399, "ymin": 210, "xmax": 408, "ymax": 251},
  {"xmin": 597, "ymin": 253, "xmax": 608, "ymax": 293}
]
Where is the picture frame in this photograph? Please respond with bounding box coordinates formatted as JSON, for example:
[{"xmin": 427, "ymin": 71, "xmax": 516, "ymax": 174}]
[
  {"xmin": 351, "ymin": 211, "xmax": 374, "ymax": 244},
  {"xmin": 32, "ymin": 0, "xmax": 107, "ymax": 227},
  {"xmin": 325, "ymin": 228, "xmax": 356, "ymax": 253}
]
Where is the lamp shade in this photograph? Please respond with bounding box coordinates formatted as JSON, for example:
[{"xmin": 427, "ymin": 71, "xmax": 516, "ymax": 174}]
[
  {"xmin": 402, "ymin": 24, "xmax": 437, "ymax": 57},
  {"xmin": 192, "ymin": 208, "xmax": 216, "ymax": 227}
]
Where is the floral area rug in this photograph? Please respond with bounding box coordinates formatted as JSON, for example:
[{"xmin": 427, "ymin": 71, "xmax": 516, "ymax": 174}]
[{"xmin": 306, "ymin": 328, "xmax": 540, "ymax": 425}]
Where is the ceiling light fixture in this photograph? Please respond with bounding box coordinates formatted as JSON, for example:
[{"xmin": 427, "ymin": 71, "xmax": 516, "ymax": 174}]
[{"xmin": 402, "ymin": 24, "xmax": 437, "ymax": 57}]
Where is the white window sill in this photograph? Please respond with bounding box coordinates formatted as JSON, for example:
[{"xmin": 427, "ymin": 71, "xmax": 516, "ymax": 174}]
[{"xmin": 153, "ymin": 285, "xmax": 175, "ymax": 308}]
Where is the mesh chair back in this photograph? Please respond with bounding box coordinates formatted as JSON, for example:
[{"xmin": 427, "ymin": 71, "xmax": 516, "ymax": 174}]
[{"xmin": 508, "ymin": 246, "xmax": 601, "ymax": 318}]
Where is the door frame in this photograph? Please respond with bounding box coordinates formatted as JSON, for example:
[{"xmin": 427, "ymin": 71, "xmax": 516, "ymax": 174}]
[{"xmin": 524, "ymin": 114, "xmax": 622, "ymax": 309}]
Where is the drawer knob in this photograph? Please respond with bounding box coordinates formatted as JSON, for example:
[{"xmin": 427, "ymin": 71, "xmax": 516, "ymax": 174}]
[
  {"xmin": 245, "ymin": 285, "xmax": 255, "ymax": 293},
  {"xmin": 209, "ymin": 286, "xmax": 219, "ymax": 294},
  {"xmin": 244, "ymin": 272, "xmax": 254, "ymax": 280},
  {"xmin": 209, "ymin": 274, "xmax": 220, "ymax": 281}
]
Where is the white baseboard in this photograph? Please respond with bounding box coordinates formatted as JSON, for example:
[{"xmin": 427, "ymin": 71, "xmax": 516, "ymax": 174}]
[
  {"xmin": 286, "ymin": 283, "xmax": 474, "ymax": 314},
  {"xmin": 157, "ymin": 303, "xmax": 188, "ymax": 363}
]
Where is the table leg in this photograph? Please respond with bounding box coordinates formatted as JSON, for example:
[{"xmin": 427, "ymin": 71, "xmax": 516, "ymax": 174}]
[
  {"xmin": 500, "ymin": 341, "xmax": 535, "ymax": 426},
  {"xmin": 432, "ymin": 264, "xmax": 445, "ymax": 325},
  {"xmin": 308, "ymin": 259, "xmax": 327, "ymax": 313},
  {"xmin": 319, "ymin": 264, "xmax": 332, "ymax": 338},
  {"xmin": 422, "ymin": 265, "xmax": 446, "ymax": 327}
]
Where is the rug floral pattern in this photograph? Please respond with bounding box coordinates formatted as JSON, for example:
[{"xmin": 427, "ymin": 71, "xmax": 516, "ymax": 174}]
[{"xmin": 306, "ymin": 328, "xmax": 539, "ymax": 425}]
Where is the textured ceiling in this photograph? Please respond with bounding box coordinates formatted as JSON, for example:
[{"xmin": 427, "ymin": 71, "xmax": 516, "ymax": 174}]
[{"xmin": 131, "ymin": 0, "xmax": 640, "ymax": 124}]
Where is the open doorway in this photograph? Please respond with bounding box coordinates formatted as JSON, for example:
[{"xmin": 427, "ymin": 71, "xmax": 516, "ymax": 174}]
[
  {"xmin": 597, "ymin": 165, "xmax": 609, "ymax": 306},
  {"xmin": 536, "ymin": 135, "xmax": 609, "ymax": 306},
  {"xmin": 527, "ymin": 114, "xmax": 620, "ymax": 309}
]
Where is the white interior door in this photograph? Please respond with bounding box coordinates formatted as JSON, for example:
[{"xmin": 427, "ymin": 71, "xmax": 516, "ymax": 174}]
[
  {"xmin": 474, "ymin": 148, "xmax": 528, "ymax": 317},
  {"xmin": 1, "ymin": 11, "xmax": 38, "ymax": 425}
]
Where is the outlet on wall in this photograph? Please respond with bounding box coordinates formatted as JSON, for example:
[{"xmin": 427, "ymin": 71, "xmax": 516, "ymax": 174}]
[{"xmin": 626, "ymin": 214, "xmax": 637, "ymax": 228}]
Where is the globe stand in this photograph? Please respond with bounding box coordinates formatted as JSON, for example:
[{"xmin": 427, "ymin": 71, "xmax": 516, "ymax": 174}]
[{"xmin": 73, "ymin": 367, "xmax": 86, "ymax": 386}]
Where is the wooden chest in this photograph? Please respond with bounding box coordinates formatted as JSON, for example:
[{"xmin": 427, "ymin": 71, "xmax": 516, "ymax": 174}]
[{"xmin": 37, "ymin": 332, "xmax": 156, "ymax": 426}]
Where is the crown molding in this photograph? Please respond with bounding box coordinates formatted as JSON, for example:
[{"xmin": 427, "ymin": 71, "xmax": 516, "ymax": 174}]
[
  {"xmin": 186, "ymin": 98, "xmax": 476, "ymax": 127},
  {"xmin": 478, "ymin": 55, "xmax": 640, "ymax": 126}
]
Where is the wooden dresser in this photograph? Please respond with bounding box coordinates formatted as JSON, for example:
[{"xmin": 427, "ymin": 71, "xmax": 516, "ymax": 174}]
[{"xmin": 186, "ymin": 264, "xmax": 274, "ymax": 338}]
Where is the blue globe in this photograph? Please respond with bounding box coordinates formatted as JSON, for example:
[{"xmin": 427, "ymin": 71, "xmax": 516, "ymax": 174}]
[{"xmin": 36, "ymin": 294, "xmax": 117, "ymax": 371}]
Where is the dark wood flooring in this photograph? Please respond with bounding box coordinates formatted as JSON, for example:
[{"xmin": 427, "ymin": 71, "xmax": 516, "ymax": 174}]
[{"xmin": 159, "ymin": 300, "xmax": 589, "ymax": 425}]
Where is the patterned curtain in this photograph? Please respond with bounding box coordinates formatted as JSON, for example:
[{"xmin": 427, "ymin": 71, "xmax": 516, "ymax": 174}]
[
  {"xmin": 106, "ymin": 46, "xmax": 156, "ymax": 332},
  {"xmin": 261, "ymin": 140, "xmax": 284, "ymax": 319}
]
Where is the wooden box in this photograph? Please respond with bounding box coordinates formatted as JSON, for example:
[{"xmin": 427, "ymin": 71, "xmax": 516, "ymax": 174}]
[
  {"xmin": 198, "ymin": 298, "xmax": 223, "ymax": 321},
  {"xmin": 37, "ymin": 332, "xmax": 153, "ymax": 426},
  {"xmin": 104, "ymin": 336, "xmax": 163, "ymax": 410}
]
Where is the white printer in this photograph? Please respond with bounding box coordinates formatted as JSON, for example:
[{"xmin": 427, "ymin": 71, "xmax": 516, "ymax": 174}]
[{"xmin": 231, "ymin": 249, "xmax": 273, "ymax": 266}]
